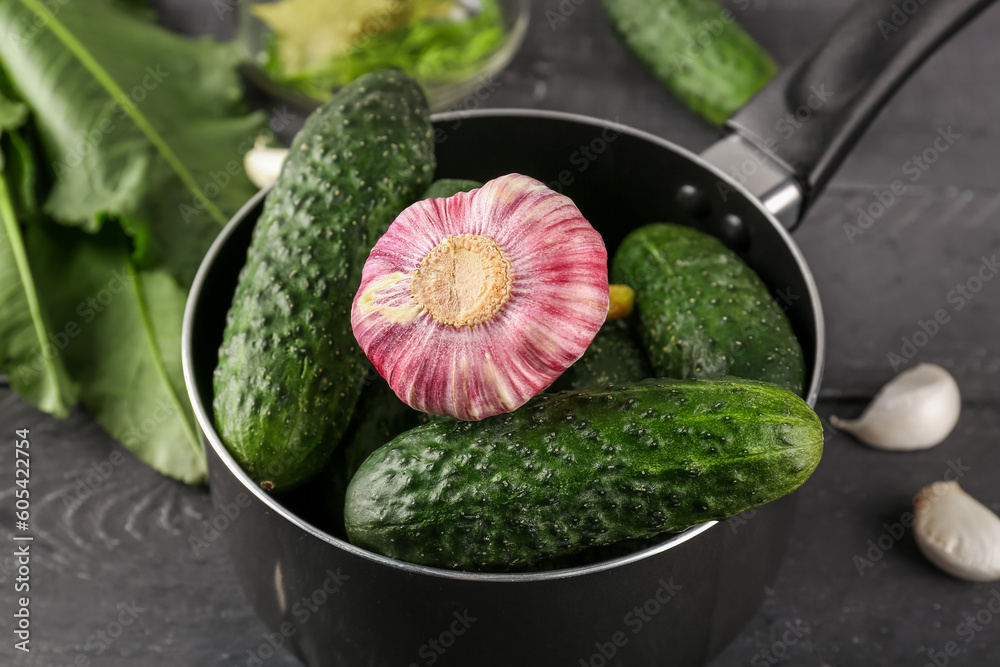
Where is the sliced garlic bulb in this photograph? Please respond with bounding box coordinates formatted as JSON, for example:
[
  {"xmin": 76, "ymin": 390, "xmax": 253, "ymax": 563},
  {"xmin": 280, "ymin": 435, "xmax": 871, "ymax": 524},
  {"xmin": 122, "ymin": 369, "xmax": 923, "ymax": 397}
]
[
  {"xmin": 243, "ymin": 138, "xmax": 288, "ymax": 190},
  {"xmin": 830, "ymin": 363, "xmax": 960, "ymax": 450},
  {"xmin": 352, "ymin": 173, "xmax": 609, "ymax": 421},
  {"xmin": 914, "ymin": 481, "xmax": 1000, "ymax": 582}
]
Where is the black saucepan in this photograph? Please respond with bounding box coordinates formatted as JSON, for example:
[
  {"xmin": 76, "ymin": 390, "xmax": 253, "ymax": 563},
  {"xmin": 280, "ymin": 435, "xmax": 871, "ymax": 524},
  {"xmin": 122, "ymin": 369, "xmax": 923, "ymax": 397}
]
[{"xmin": 182, "ymin": 1, "xmax": 995, "ymax": 664}]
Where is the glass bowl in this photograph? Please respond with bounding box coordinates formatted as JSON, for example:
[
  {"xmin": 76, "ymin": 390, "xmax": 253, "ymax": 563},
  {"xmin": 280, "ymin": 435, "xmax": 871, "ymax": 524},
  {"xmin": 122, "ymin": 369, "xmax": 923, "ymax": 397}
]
[{"xmin": 238, "ymin": 0, "xmax": 530, "ymax": 112}]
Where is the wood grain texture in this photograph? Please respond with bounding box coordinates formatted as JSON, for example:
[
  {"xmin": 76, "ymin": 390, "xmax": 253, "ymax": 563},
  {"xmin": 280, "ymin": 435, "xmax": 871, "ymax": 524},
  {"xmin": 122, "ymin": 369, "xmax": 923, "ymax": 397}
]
[
  {"xmin": 0, "ymin": 390, "xmax": 298, "ymax": 667},
  {"xmin": 2, "ymin": 0, "xmax": 1000, "ymax": 665}
]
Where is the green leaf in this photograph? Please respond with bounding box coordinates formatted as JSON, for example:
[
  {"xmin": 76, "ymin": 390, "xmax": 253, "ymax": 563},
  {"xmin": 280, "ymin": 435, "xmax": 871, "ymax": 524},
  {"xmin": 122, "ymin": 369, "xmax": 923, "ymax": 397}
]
[
  {"xmin": 27, "ymin": 222, "xmax": 206, "ymax": 483},
  {"xmin": 0, "ymin": 74, "xmax": 76, "ymax": 416},
  {"xmin": 0, "ymin": 92, "xmax": 25, "ymax": 131},
  {"xmin": 0, "ymin": 141, "xmax": 78, "ymax": 416},
  {"xmin": 0, "ymin": 0, "xmax": 264, "ymax": 482},
  {"xmin": 0, "ymin": 0, "xmax": 265, "ymax": 287}
]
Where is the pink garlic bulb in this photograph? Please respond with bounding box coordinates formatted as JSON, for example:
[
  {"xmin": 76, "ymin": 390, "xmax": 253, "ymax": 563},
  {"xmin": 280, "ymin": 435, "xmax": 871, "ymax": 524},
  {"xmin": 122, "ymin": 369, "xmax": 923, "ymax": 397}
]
[{"xmin": 351, "ymin": 173, "xmax": 610, "ymax": 420}]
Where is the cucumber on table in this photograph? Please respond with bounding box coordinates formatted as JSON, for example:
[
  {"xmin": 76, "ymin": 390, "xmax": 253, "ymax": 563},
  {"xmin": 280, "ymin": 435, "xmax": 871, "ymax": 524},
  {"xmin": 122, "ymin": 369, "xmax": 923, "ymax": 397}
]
[
  {"xmin": 213, "ymin": 71, "xmax": 435, "ymax": 491},
  {"xmin": 550, "ymin": 319, "xmax": 651, "ymax": 392},
  {"xmin": 603, "ymin": 0, "xmax": 776, "ymax": 125},
  {"xmin": 613, "ymin": 223, "xmax": 805, "ymax": 396},
  {"xmin": 345, "ymin": 377, "xmax": 823, "ymax": 571}
]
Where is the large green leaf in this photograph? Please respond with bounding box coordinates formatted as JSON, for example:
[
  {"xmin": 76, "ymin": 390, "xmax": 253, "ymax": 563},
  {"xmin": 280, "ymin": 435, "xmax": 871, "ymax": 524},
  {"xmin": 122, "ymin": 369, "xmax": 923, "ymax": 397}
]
[
  {"xmin": 27, "ymin": 222, "xmax": 206, "ymax": 483},
  {"xmin": 0, "ymin": 0, "xmax": 264, "ymax": 287},
  {"xmin": 0, "ymin": 81, "xmax": 77, "ymax": 416},
  {"xmin": 0, "ymin": 0, "xmax": 266, "ymax": 481},
  {"xmin": 0, "ymin": 156, "xmax": 79, "ymax": 417}
]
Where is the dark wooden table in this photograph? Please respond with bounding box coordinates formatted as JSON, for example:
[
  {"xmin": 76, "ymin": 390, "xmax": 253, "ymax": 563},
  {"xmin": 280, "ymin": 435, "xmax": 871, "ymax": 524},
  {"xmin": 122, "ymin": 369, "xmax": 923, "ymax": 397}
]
[{"xmin": 4, "ymin": 0, "xmax": 1000, "ymax": 665}]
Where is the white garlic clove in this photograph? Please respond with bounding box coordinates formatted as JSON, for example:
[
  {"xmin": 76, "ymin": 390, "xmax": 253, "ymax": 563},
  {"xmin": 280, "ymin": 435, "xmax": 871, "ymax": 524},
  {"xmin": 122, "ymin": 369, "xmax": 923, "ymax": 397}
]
[
  {"xmin": 914, "ymin": 481, "xmax": 1000, "ymax": 582},
  {"xmin": 830, "ymin": 363, "xmax": 960, "ymax": 450},
  {"xmin": 243, "ymin": 138, "xmax": 288, "ymax": 190}
]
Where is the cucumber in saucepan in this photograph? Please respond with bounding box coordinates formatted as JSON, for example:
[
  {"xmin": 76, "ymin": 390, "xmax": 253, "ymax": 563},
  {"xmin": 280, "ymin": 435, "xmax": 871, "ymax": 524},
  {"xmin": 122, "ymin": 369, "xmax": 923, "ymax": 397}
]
[
  {"xmin": 613, "ymin": 223, "xmax": 806, "ymax": 396},
  {"xmin": 213, "ymin": 71, "xmax": 435, "ymax": 491},
  {"xmin": 324, "ymin": 375, "xmax": 424, "ymax": 530},
  {"xmin": 345, "ymin": 376, "xmax": 822, "ymax": 571},
  {"xmin": 550, "ymin": 319, "xmax": 651, "ymax": 392}
]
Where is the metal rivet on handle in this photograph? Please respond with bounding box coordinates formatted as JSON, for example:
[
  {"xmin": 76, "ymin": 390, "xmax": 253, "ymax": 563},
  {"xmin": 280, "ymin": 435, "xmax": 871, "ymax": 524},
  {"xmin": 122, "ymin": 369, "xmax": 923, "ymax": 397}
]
[
  {"xmin": 720, "ymin": 214, "xmax": 750, "ymax": 252},
  {"xmin": 676, "ymin": 184, "xmax": 709, "ymax": 218}
]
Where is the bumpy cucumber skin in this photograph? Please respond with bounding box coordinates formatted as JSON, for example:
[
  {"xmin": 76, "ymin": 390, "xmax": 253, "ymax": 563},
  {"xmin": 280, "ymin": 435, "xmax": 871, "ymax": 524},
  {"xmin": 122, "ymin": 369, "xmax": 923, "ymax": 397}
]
[
  {"xmin": 613, "ymin": 223, "xmax": 805, "ymax": 396},
  {"xmin": 421, "ymin": 179, "xmax": 482, "ymax": 199},
  {"xmin": 345, "ymin": 377, "xmax": 823, "ymax": 571},
  {"xmin": 325, "ymin": 376, "xmax": 423, "ymax": 529},
  {"xmin": 550, "ymin": 319, "xmax": 652, "ymax": 392},
  {"xmin": 603, "ymin": 0, "xmax": 776, "ymax": 125},
  {"xmin": 214, "ymin": 71, "xmax": 435, "ymax": 490}
]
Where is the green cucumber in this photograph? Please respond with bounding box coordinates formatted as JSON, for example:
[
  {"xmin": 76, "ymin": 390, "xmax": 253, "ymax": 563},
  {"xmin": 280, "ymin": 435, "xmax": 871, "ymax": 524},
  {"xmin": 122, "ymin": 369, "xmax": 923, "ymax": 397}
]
[
  {"xmin": 613, "ymin": 223, "xmax": 805, "ymax": 396},
  {"xmin": 550, "ymin": 319, "xmax": 652, "ymax": 392},
  {"xmin": 345, "ymin": 377, "xmax": 822, "ymax": 571},
  {"xmin": 213, "ymin": 71, "xmax": 435, "ymax": 491},
  {"xmin": 324, "ymin": 375, "xmax": 423, "ymax": 530},
  {"xmin": 603, "ymin": 0, "xmax": 777, "ymax": 125},
  {"xmin": 421, "ymin": 179, "xmax": 482, "ymax": 199}
]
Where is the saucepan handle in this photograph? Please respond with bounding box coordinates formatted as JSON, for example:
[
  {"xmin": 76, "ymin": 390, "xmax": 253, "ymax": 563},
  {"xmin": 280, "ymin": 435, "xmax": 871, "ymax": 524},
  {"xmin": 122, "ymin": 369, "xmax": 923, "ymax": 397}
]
[{"xmin": 702, "ymin": 0, "xmax": 997, "ymax": 229}]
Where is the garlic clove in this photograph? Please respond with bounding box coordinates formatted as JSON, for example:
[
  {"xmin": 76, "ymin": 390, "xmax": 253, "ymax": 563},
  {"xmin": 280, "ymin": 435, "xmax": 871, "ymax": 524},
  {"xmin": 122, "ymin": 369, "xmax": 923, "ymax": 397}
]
[
  {"xmin": 830, "ymin": 363, "xmax": 960, "ymax": 450},
  {"xmin": 914, "ymin": 481, "xmax": 1000, "ymax": 582},
  {"xmin": 243, "ymin": 138, "xmax": 289, "ymax": 189},
  {"xmin": 352, "ymin": 173, "xmax": 609, "ymax": 421}
]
